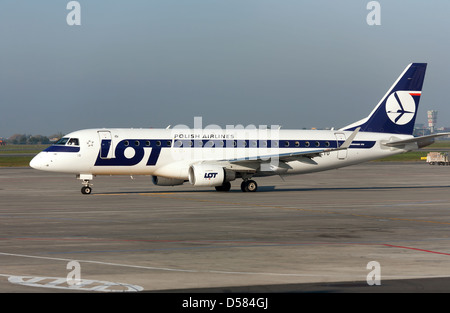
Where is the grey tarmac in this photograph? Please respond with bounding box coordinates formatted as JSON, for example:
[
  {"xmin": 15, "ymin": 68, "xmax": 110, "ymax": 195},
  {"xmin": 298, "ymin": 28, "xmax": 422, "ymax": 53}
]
[{"xmin": 1, "ymin": 162, "xmax": 450, "ymax": 292}]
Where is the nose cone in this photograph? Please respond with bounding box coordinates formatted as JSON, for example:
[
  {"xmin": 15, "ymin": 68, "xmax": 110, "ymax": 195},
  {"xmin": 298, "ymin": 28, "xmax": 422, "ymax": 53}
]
[{"xmin": 29, "ymin": 152, "xmax": 47, "ymax": 170}]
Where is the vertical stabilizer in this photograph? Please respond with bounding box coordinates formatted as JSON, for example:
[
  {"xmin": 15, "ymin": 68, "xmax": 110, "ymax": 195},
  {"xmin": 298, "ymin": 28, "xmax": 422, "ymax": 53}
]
[{"xmin": 342, "ymin": 63, "xmax": 427, "ymax": 135}]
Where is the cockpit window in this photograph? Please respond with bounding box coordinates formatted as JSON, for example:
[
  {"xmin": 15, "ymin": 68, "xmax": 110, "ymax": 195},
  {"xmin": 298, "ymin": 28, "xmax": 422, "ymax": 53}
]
[
  {"xmin": 55, "ymin": 137, "xmax": 70, "ymax": 145},
  {"xmin": 67, "ymin": 138, "xmax": 79, "ymax": 146},
  {"xmin": 54, "ymin": 137, "xmax": 79, "ymax": 146}
]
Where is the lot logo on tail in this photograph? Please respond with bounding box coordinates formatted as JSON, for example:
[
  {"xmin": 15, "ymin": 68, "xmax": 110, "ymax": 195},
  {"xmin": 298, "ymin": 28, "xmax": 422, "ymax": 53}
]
[{"xmin": 385, "ymin": 91, "xmax": 418, "ymax": 125}]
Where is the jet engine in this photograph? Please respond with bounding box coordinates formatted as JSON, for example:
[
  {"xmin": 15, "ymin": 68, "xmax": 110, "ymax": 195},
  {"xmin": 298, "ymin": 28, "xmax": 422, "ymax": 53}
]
[
  {"xmin": 152, "ymin": 176, "xmax": 185, "ymax": 186},
  {"xmin": 188, "ymin": 164, "xmax": 236, "ymax": 187}
]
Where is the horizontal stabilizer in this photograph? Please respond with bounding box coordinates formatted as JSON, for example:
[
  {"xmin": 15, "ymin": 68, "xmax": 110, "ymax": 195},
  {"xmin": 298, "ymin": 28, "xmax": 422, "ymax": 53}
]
[{"xmin": 383, "ymin": 133, "xmax": 450, "ymax": 149}]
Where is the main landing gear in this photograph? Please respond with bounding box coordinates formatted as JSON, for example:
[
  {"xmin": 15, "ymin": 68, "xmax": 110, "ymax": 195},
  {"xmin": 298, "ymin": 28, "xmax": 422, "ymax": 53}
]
[
  {"xmin": 215, "ymin": 179, "xmax": 258, "ymax": 192},
  {"xmin": 215, "ymin": 181, "xmax": 231, "ymax": 192},
  {"xmin": 241, "ymin": 179, "xmax": 258, "ymax": 192}
]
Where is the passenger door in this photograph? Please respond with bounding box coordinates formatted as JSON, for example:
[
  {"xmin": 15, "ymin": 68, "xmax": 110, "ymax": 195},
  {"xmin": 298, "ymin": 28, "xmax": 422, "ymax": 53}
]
[
  {"xmin": 334, "ymin": 132, "xmax": 347, "ymax": 160},
  {"xmin": 98, "ymin": 130, "xmax": 114, "ymax": 159}
]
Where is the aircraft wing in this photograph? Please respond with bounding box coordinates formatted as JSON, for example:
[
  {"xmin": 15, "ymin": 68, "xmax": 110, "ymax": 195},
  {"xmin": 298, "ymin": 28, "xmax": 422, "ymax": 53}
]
[
  {"xmin": 220, "ymin": 127, "xmax": 361, "ymax": 169},
  {"xmin": 383, "ymin": 133, "xmax": 450, "ymax": 149}
]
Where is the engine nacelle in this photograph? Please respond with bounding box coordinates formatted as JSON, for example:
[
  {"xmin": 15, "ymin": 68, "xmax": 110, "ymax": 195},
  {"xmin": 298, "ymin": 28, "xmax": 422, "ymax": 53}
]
[
  {"xmin": 188, "ymin": 164, "xmax": 235, "ymax": 187},
  {"xmin": 152, "ymin": 176, "xmax": 185, "ymax": 186}
]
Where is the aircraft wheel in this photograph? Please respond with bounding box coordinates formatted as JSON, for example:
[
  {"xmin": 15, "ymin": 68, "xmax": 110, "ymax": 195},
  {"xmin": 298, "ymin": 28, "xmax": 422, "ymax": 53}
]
[
  {"xmin": 246, "ymin": 180, "xmax": 258, "ymax": 192},
  {"xmin": 215, "ymin": 181, "xmax": 231, "ymax": 192},
  {"xmin": 241, "ymin": 181, "xmax": 248, "ymax": 192},
  {"xmin": 81, "ymin": 186, "xmax": 92, "ymax": 195},
  {"xmin": 241, "ymin": 180, "xmax": 257, "ymax": 192}
]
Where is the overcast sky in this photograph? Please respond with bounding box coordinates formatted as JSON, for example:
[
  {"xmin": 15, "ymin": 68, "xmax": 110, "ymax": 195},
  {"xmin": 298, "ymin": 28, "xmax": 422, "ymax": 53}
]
[{"xmin": 1, "ymin": 1, "xmax": 449, "ymax": 137}]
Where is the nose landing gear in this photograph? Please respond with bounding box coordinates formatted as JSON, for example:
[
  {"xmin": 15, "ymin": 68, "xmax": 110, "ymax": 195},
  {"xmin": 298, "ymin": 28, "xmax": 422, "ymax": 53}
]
[
  {"xmin": 78, "ymin": 174, "xmax": 93, "ymax": 195},
  {"xmin": 81, "ymin": 184, "xmax": 92, "ymax": 195}
]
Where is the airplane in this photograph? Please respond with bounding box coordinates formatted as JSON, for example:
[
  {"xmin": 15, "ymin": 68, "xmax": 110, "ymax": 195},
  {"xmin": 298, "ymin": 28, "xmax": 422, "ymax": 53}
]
[{"xmin": 30, "ymin": 63, "xmax": 449, "ymax": 194}]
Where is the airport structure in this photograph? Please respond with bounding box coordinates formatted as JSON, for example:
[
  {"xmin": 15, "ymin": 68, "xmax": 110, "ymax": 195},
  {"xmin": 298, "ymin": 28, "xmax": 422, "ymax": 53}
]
[
  {"xmin": 427, "ymin": 110, "xmax": 438, "ymax": 134},
  {"xmin": 414, "ymin": 110, "xmax": 450, "ymax": 137}
]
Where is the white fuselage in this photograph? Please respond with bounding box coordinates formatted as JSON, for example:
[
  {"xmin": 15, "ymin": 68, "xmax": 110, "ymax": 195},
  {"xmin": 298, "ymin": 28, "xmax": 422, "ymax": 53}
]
[{"xmin": 30, "ymin": 128, "xmax": 413, "ymax": 180}]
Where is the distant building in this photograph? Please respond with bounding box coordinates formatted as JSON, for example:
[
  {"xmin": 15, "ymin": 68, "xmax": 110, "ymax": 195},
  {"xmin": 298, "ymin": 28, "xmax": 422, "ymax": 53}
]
[{"xmin": 427, "ymin": 110, "xmax": 438, "ymax": 133}]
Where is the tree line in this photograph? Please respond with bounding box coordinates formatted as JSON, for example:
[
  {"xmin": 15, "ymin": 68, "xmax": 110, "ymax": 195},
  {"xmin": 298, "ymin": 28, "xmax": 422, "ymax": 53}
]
[{"xmin": 2, "ymin": 133, "xmax": 63, "ymax": 145}]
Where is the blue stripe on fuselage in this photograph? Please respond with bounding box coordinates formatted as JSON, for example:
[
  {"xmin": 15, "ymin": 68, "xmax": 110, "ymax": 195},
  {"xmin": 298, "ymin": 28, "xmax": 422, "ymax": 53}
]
[
  {"xmin": 172, "ymin": 139, "xmax": 375, "ymax": 149},
  {"xmin": 44, "ymin": 146, "xmax": 80, "ymax": 153},
  {"xmin": 93, "ymin": 138, "xmax": 376, "ymax": 167}
]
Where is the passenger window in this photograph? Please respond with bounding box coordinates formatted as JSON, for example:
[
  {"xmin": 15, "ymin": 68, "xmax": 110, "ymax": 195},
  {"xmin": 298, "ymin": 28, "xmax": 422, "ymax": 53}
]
[{"xmin": 67, "ymin": 138, "xmax": 79, "ymax": 146}]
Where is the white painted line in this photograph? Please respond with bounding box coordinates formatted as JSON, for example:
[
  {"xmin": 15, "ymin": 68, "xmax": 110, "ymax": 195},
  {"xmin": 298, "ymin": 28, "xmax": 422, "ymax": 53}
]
[
  {"xmin": 1, "ymin": 251, "xmax": 447, "ymax": 281},
  {"xmin": 0, "ymin": 251, "xmax": 197, "ymax": 273}
]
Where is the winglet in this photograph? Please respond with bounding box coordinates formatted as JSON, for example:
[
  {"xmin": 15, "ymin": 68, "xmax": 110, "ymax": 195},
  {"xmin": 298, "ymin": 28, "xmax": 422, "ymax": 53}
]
[{"xmin": 339, "ymin": 127, "xmax": 360, "ymax": 150}]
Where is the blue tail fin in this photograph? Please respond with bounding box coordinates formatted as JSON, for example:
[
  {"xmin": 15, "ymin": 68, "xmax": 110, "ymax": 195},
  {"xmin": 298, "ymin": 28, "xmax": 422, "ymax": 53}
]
[{"xmin": 342, "ymin": 63, "xmax": 427, "ymax": 135}]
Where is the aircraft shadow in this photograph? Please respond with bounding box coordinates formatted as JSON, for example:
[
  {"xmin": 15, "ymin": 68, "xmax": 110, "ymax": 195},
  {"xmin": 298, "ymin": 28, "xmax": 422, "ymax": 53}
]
[
  {"xmin": 149, "ymin": 276, "xmax": 450, "ymax": 293},
  {"xmin": 264, "ymin": 184, "xmax": 450, "ymax": 193},
  {"xmin": 94, "ymin": 184, "xmax": 450, "ymax": 196}
]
